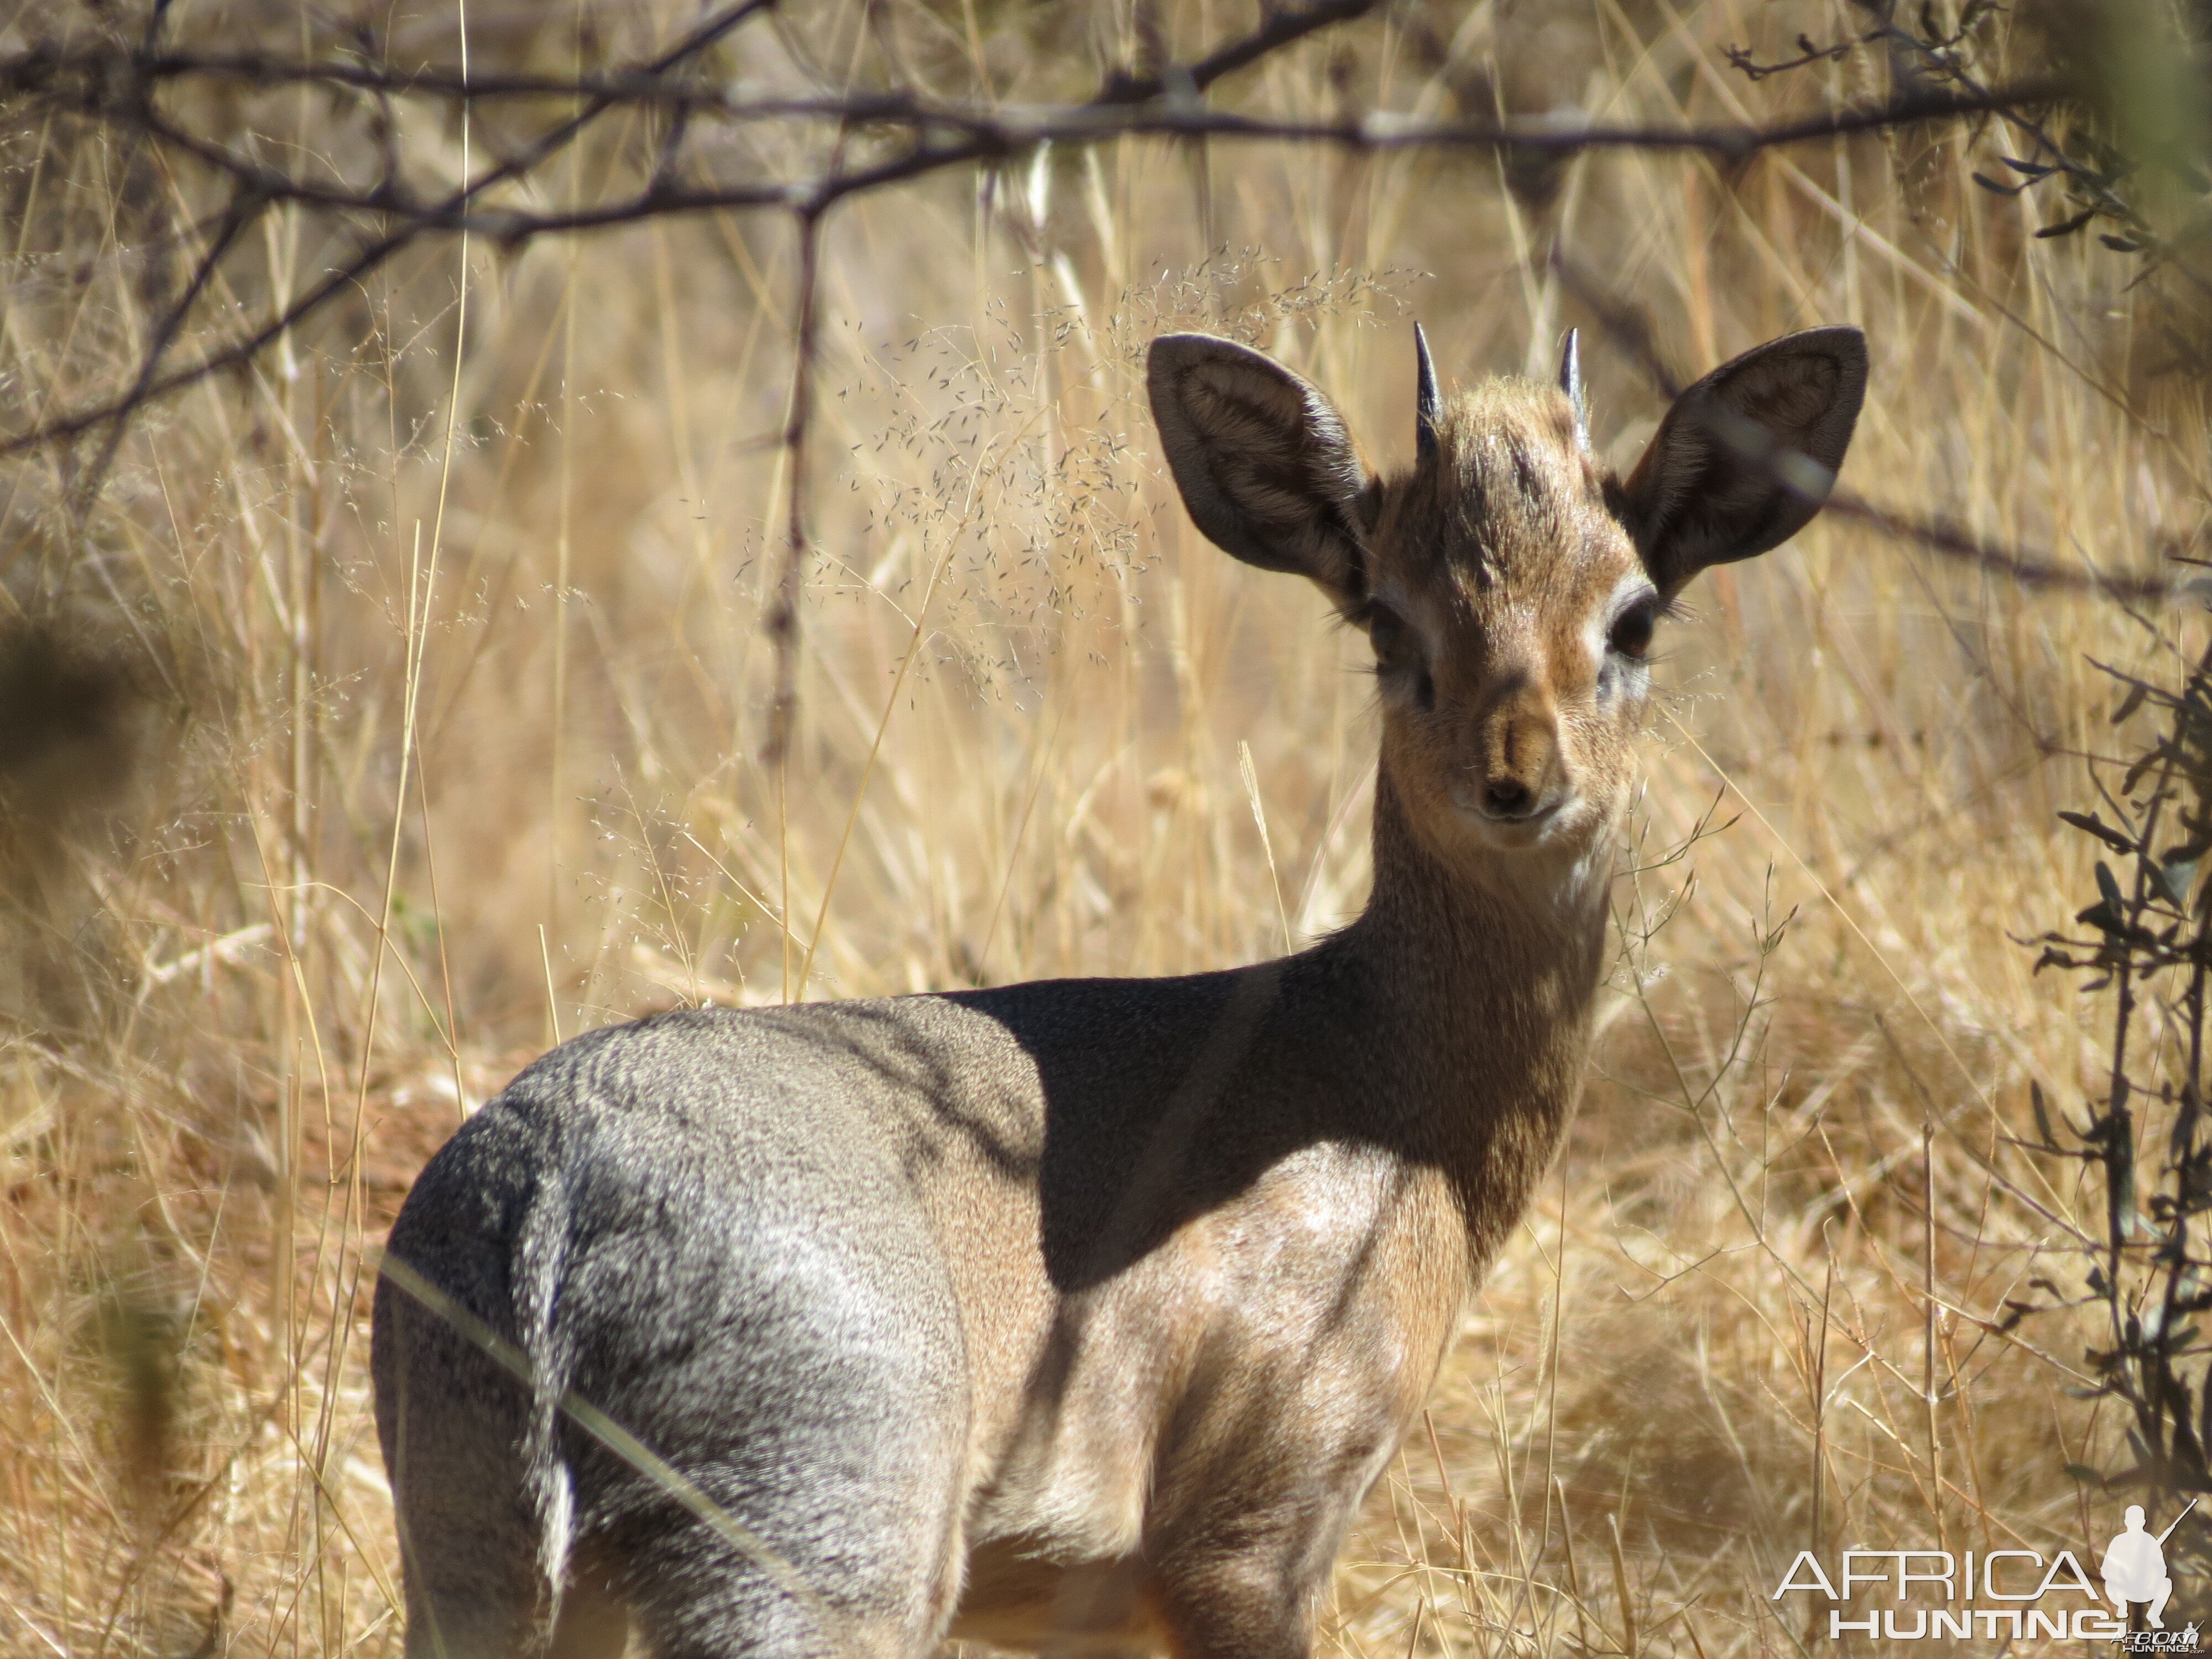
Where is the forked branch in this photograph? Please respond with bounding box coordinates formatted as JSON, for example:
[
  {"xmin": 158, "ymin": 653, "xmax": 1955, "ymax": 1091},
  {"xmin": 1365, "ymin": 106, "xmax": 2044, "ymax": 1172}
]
[{"xmin": 0, "ymin": 1, "xmax": 2064, "ymax": 460}]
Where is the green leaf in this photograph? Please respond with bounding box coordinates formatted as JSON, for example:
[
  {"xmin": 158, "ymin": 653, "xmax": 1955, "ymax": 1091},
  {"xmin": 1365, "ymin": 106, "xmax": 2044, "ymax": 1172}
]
[
  {"xmin": 2060, "ymin": 810, "xmax": 2137, "ymax": 853},
  {"xmin": 2098, "ymin": 861, "xmax": 2126, "ymax": 910},
  {"xmin": 2037, "ymin": 206, "xmax": 2099, "ymax": 239},
  {"xmin": 2164, "ymin": 858, "xmax": 2198, "ymax": 906},
  {"xmin": 2077, "ymin": 900, "xmax": 2121, "ymax": 935},
  {"xmin": 2065, "ymin": 1461, "xmax": 2110, "ymax": 1485}
]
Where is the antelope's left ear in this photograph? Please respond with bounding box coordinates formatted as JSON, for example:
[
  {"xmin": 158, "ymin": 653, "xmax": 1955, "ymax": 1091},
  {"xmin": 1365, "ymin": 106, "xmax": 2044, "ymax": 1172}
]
[
  {"xmin": 1619, "ymin": 326, "xmax": 1867, "ymax": 596},
  {"xmin": 1147, "ymin": 332, "xmax": 1374, "ymax": 608}
]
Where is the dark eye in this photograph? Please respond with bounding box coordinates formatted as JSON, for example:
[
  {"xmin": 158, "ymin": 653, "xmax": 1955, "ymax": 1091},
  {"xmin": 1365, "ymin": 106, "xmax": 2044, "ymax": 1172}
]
[
  {"xmin": 1368, "ymin": 606, "xmax": 1410, "ymax": 666},
  {"xmin": 1608, "ymin": 597, "xmax": 1658, "ymax": 659},
  {"xmin": 1364, "ymin": 605, "xmax": 1436, "ymax": 711}
]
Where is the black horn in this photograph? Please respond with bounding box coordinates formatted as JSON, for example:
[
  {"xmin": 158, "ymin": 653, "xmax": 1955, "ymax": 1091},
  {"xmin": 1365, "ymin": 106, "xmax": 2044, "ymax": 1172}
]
[
  {"xmin": 1415, "ymin": 322, "xmax": 1439, "ymax": 467},
  {"xmin": 1558, "ymin": 327, "xmax": 1588, "ymax": 448}
]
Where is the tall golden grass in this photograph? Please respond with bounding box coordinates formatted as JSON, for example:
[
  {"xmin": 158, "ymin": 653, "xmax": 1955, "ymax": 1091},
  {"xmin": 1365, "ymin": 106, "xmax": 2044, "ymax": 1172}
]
[{"xmin": 2, "ymin": 1, "xmax": 2204, "ymax": 1653}]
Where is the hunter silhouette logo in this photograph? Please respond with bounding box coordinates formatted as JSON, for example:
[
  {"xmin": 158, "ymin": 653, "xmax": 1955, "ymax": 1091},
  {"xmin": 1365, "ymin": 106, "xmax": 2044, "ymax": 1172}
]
[
  {"xmin": 1768, "ymin": 1501, "xmax": 2200, "ymax": 1644},
  {"xmin": 2104, "ymin": 1504, "xmax": 2188, "ymax": 1630}
]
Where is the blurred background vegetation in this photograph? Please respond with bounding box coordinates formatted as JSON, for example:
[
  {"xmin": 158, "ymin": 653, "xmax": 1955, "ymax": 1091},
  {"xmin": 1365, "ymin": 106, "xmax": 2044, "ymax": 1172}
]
[{"xmin": 4, "ymin": 0, "xmax": 2212, "ymax": 1652}]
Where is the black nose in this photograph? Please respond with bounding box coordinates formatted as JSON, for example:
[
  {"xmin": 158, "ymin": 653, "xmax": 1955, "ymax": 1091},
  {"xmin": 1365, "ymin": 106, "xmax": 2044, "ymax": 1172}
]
[{"xmin": 1483, "ymin": 780, "xmax": 1535, "ymax": 818}]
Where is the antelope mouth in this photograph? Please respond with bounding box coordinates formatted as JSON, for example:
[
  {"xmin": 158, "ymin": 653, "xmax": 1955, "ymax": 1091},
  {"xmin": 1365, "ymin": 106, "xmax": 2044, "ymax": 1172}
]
[{"xmin": 1455, "ymin": 787, "xmax": 1571, "ymax": 847}]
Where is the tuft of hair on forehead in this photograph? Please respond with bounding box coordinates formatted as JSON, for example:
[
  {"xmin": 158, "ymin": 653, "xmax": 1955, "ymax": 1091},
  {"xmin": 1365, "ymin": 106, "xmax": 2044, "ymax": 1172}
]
[{"xmin": 1378, "ymin": 375, "xmax": 1603, "ymax": 589}]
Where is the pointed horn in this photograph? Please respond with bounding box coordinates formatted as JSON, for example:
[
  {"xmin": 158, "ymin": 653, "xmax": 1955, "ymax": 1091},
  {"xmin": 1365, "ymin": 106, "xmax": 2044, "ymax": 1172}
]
[
  {"xmin": 1415, "ymin": 323, "xmax": 1439, "ymax": 467},
  {"xmin": 1558, "ymin": 327, "xmax": 1588, "ymax": 448}
]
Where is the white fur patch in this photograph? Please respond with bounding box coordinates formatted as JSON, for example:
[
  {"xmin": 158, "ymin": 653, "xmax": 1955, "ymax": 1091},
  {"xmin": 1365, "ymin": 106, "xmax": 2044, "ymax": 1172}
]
[
  {"xmin": 540, "ymin": 1460, "xmax": 575, "ymax": 1615},
  {"xmin": 1587, "ymin": 571, "xmax": 1658, "ymax": 698}
]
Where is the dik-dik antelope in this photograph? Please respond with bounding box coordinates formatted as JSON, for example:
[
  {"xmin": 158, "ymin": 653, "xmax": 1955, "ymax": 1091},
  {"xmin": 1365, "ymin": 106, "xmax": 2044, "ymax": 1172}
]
[{"xmin": 372, "ymin": 322, "xmax": 1866, "ymax": 1658}]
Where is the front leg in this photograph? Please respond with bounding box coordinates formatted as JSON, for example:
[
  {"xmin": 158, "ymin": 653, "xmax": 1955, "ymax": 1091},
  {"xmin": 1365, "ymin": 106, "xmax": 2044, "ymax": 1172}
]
[
  {"xmin": 1151, "ymin": 1548, "xmax": 1324, "ymax": 1659},
  {"xmin": 1147, "ymin": 1470, "xmax": 1375, "ymax": 1659}
]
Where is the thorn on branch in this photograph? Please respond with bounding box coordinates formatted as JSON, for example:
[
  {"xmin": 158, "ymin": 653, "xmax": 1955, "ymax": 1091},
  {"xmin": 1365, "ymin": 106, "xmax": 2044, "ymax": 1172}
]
[{"xmin": 1723, "ymin": 31, "xmax": 1877, "ymax": 82}]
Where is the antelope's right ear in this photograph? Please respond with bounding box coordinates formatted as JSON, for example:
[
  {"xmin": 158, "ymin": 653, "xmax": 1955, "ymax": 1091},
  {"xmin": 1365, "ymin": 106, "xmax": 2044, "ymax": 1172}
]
[
  {"xmin": 1147, "ymin": 334, "xmax": 1371, "ymax": 607},
  {"xmin": 1620, "ymin": 326, "xmax": 1868, "ymax": 598}
]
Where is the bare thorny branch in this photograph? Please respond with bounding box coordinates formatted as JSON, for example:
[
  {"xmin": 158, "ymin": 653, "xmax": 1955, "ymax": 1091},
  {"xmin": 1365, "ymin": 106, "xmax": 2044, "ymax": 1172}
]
[{"xmin": 1, "ymin": 8, "xmax": 2057, "ymax": 460}]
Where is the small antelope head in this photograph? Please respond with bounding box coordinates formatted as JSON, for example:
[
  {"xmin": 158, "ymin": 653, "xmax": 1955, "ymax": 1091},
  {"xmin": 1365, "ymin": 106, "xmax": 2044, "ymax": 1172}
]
[{"xmin": 1149, "ymin": 325, "xmax": 1866, "ymax": 875}]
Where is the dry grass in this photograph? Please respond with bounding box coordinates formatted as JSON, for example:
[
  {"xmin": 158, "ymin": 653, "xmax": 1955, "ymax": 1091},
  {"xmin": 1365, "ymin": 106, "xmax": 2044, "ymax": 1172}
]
[{"xmin": 1, "ymin": 1, "xmax": 2204, "ymax": 1653}]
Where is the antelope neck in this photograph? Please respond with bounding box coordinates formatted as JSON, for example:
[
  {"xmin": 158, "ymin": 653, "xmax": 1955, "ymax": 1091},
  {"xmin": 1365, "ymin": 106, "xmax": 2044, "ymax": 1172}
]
[
  {"xmin": 1320, "ymin": 771, "xmax": 1613, "ymax": 1147},
  {"xmin": 1355, "ymin": 770, "xmax": 1611, "ymax": 978}
]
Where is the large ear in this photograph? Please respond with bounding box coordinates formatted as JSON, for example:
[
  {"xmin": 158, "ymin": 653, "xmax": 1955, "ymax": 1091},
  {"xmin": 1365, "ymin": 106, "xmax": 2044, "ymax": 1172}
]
[
  {"xmin": 1619, "ymin": 326, "xmax": 1867, "ymax": 595},
  {"xmin": 1147, "ymin": 333, "xmax": 1371, "ymax": 606}
]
